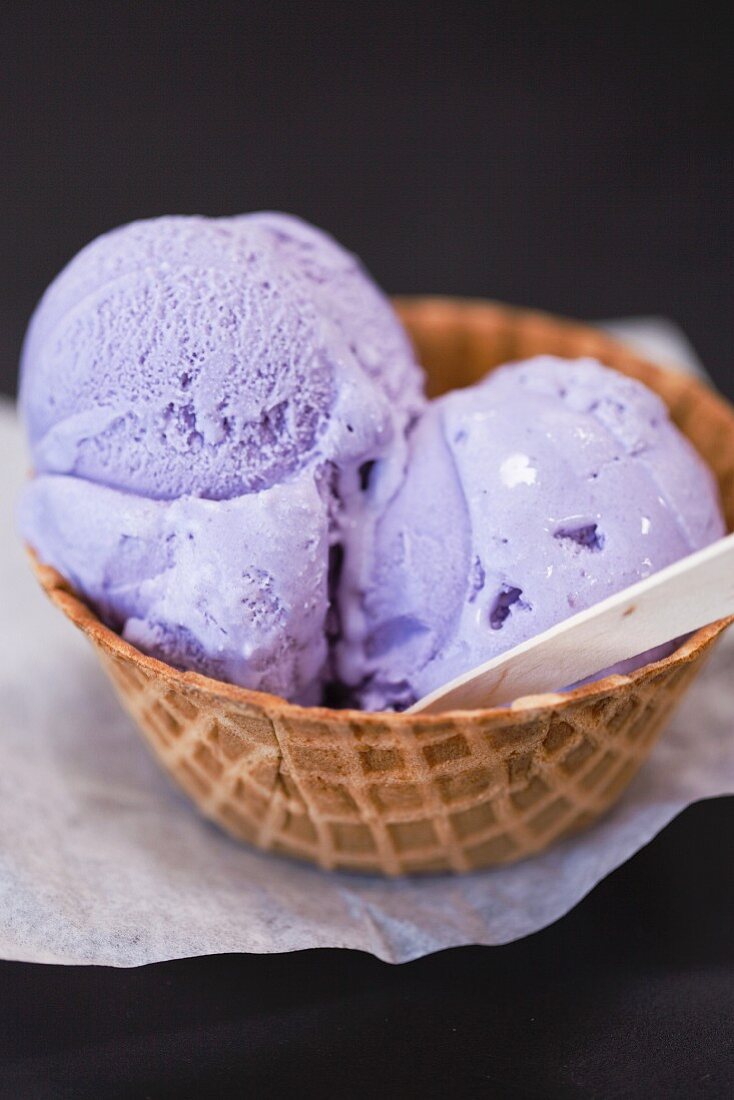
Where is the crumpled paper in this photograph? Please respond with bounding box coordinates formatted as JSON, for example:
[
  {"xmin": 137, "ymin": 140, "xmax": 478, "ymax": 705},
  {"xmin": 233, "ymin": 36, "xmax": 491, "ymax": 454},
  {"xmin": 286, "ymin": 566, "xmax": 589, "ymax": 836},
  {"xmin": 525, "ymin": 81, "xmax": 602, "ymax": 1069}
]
[{"xmin": 1, "ymin": 319, "xmax": 732, "ymax": 967}]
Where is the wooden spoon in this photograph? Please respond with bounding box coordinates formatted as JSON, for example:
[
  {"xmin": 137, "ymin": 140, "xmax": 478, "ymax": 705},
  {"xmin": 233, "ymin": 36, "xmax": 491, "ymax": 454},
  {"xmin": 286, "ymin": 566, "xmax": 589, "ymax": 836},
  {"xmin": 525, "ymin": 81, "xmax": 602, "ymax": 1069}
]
[{"xmin": 408, "ymin": 533, "xmax": 734, "ymax": 714}]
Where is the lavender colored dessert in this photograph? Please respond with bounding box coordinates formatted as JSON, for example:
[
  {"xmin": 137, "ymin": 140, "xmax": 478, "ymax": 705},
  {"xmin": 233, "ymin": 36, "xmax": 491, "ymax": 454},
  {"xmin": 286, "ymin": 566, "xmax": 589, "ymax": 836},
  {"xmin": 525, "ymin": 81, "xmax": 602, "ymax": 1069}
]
[
  {"xmin": 339, "ymin": 356, "xmax": 725, "ymax": 710},
  {"xmin": 21, "ymin": 470, "xmax": 330, "ymax": 703},
  {"xmin": 18, "ymin": 212, "xmax": 725, "ymax": 711},
  {"xmin": 20, "ymin": 213, "xmax": 423, "ymax": 499},
  {"xmin": 19, "ymin": 214, "xmax": 425, "ymax": 703}
]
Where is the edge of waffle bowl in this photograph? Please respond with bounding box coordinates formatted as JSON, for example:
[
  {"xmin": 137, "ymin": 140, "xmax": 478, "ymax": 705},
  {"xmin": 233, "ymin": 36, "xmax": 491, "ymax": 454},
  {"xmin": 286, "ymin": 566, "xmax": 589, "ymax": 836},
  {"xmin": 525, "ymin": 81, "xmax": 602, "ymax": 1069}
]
[{"xmin": 27, "ymin": 298, "xmax": 734, "ymax": 875}]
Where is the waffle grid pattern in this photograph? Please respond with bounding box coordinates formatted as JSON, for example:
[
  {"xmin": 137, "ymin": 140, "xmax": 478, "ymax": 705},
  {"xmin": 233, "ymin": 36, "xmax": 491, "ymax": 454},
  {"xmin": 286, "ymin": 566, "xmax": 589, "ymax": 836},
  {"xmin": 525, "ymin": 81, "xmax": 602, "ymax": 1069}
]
[
  {"xmin": 30, "ymin": 299, "xmax": 734, "ymax": 875},
  {"xmin": 101, "ymin": 646, "xmax": 708, "ymax": 874}
]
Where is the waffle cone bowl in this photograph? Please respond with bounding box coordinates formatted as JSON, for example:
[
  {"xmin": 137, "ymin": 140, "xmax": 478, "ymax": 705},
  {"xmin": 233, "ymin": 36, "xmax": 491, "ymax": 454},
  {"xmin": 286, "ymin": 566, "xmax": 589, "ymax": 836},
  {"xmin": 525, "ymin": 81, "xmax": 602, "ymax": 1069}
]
[{"xmin": 28, "ymin": 299, "xmax": 734, "ymax": 875}]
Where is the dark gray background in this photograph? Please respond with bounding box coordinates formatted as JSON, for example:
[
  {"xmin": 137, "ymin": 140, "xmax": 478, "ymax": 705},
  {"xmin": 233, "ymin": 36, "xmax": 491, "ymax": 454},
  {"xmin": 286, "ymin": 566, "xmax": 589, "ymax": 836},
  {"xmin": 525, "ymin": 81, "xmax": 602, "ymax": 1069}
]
[
  {"xmin": 2, "ymin": 2, "xmax": 733, "ymax": 398},
  {"xmin": 1, "ymin": 3, "xmax": 732, "ymax": 1096}
]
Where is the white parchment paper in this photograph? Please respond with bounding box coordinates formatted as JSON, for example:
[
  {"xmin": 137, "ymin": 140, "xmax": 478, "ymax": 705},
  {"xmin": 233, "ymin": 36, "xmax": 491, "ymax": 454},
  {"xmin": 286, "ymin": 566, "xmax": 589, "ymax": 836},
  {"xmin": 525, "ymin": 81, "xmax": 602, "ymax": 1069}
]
[{"xmin": 1, "ymin": 319, "xmax": 732, "ymax": 966}]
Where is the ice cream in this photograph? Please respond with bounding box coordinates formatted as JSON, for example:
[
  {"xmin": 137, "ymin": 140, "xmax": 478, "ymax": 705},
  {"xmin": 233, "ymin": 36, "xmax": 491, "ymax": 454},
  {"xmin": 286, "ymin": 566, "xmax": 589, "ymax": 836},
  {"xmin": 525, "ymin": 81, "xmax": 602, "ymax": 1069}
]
[
  {"xmin": 19, "ymin": 214, "xmax": 425, "ymax": 703},
  {"xmin": 21, "ymin": 468, "xmax": 330, "ymax": 702},
  {"xmin": 339, "ymin": 356, "xmax": 726, "ymax": 710},
  {"xmin": 19, "ymin": 211, "xmax": 725, "ymax": 712},
  {"xmin": 20, "ymin": 213, "xmax": 423, "ymax": 499}
]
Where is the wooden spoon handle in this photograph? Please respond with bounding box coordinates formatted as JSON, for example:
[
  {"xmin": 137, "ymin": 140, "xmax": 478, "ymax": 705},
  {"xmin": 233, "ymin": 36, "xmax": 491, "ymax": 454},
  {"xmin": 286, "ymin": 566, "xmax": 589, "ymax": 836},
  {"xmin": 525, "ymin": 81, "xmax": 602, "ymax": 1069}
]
[{"xmin": 408, "ymin": 533, "xmax": 734, "ymax": 714}]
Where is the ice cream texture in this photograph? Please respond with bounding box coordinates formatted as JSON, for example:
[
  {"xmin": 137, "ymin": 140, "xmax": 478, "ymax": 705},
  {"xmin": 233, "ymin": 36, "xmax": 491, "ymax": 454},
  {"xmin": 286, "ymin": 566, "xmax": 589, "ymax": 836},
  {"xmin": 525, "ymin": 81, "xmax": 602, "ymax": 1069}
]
[
  {"xmin": 339, "ymin": 356, "xmax": 725, "ymax": 710},
  {"xmin": 18, "ymin": 213, "xmax": 725, "ymax": 710},
  {"xmin": 21, "ymin": 469, "xmax": 330, "ymax": 703},
  {"xmin": 21, "ymin": 212, "xmax": 423, "ymax": 499},
  {"xmin": 19, "ymin": 213, "xmax": 425, "ymax": 703}
]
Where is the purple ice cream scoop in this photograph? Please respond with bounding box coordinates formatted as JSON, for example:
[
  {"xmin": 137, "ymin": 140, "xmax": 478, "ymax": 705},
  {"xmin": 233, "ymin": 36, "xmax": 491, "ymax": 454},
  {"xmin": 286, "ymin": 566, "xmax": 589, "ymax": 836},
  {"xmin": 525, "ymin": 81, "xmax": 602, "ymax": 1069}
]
[
  {"xmin": 338, "ymin": 356, "xmax": 726, "ymax": 710},
  {"xmin": 20, "ymin": 469, "xmax": 329, "ymax": 703},
  {"xmin": 19, "ymin": 214, "xmax": 425, "ymax": 703},
  {"xmin": 20, "ymin": 212, "xmax": 423, "ymax": 499}
]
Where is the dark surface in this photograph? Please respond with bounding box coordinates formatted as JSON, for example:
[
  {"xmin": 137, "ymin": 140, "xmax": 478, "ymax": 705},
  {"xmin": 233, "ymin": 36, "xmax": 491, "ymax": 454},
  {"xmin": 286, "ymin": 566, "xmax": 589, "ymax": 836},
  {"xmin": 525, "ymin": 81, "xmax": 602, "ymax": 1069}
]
[
  {"xmin": 2, "ymin": 3, "xmax": 733, "ymax": 1097},
  {"xmin": 1, "ymin": 802, "xmax": 732, "ymax": 1099}
]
